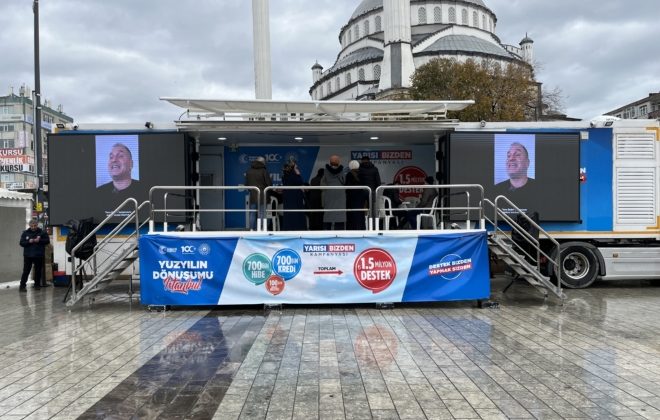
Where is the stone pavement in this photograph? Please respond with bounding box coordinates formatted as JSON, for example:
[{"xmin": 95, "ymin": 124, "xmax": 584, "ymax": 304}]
[{"xmin": 1, "ymin": 277, "xmax": 660, "ymax": 419}]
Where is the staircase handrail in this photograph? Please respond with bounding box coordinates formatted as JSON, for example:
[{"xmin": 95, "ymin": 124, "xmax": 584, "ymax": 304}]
[
  {"xmin": 486, "ymin": 196, "xmax": 562, "ymax": 289},
  {"xmin": 70, "ymin": 198, "xmax": 140, "ymax": 297}
]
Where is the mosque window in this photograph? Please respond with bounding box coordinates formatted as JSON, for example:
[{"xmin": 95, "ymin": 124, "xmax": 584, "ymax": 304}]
[
  {"xmin": 346, "ymin": 72, "xmax": 352, "ymax": 86},
  {"xmin": 354, "ymin": 24, "xmax": 360, "ymax": 39},
  {"xmin": 348, "ymin": 29, "xmax": 352, "ymax": 43},
  {"xmin": 473, "ymin": 11, "xmax": 478, "ymax": 27},
  {"xmin": 336, "ymin": 77, "xmax": 341, "ymax": 91},
  {"xmin": 433, "ymin": 7, "xmax": 442, "ymax": 23},
  {"xmin": 375, "ymin": 15, "xmax": 382, "ymax": 32},
  {"xmin": 418, "ymin": 7, "xmax": 427, "ymax": 24},
  {"xmin": 448, "ymin": 7, "xmax": 456, "ymax": 23},
  {"xmin": 461, "ymin": 9, "xmax": 468, "ymax": 25},
  {"xmin": 327, "ymin": 82, "xmax": 332, "ymax": 94},
  {"xmin": 364, "ymin": 19, "xmax": 370, "ymax": 35},
  {"xmin": 358, "ymin": 68, "xmax": 365, "ymax": 81},
  {"xmin": 319, "ymin": 85, "xmax": 324, "ymax": 97},
  {"xmin": 373, "ymin": 64, "xmax": 381, "ymax": 80},
  {"xmin": 482, "ymin": 15, "xmax": 487, "ymax": 30}
]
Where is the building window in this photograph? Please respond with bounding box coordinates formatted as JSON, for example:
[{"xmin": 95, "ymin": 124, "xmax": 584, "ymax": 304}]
[
  {"xmin": 319, "ymin": 85, "xmax": 324, "ymax": 97},
  {"xmin": 375, "ymin": 15, "xmax": 382, "ymax": 32},
  {"xmin": 373, "ymin": 65, "xmax": 381, "ymax": 80},
  {"xmin": 433, "ymin": 7, "xmax": 442, "ymax": 23},
  {"xmin": 640, "ymin": 105, "xmax": 648, "ymax": 116},
  {"xmin": 616, "ymin": 114, "xmax": 622, "ymax": 118},
  {"xmin": 0, "ymin": 106, "xmax": 11, "ymax": 114},
  {"xmin": 461, "ymin": 9, "xmax": 468, "ymax": 24},
  {"xmin": 364, "ymin": 19, "xmax": 370, "ymax": 35},
  {"xmin": 327, "ymin": 82, "xmax": 332, "ymax": 94},
  {"xmin": 0, "ymin": 124, "xmax": 15, "ymax": 132},
  {"xmin": 448, "ymin": 7, "xmax": 456, "ymax": 23},
  {"xmin": 358, "ymin": 68, "xmax": 365, "ymax": 81},
  {"xmin": 348, "ymin": 29, "xmax": 352, "ymax": 43},
  {"xmin": 473, "ymin": 11, "xmax": 478, "ymax": 27},
  {"xmin": 418, "ymin": 7, "xmax": 427, "ymax": 24},
  {"xmin": 346, "ymin": 72, "xmax": 352, "ymax": 86},
  {"xmin": 336, "ymin": 77, "xmax": 341, "ymax": 91},
  {"xmin": 354, "ymin": 24, "xmax": 360, "ymax": 39},
  {"xmin": 1, "ymin": 140, "xmax": 13, "ymax": 148}
]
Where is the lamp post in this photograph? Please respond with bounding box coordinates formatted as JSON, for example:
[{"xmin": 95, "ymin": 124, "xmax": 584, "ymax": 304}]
[{"xmin": 33, "ymin": 0, "xmax": 44, "ymax": 220}]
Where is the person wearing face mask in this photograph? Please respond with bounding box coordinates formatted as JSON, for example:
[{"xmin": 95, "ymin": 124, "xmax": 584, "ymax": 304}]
[
  {"xmin": 19, "ymin": 219, "xmax": 50, "ymax": 291},
  {"xmin": 97, "ymin": 143, "xmax": 141, "ymax": 196},
  {"xmin": 320, "ymin": 155, "xmax": 346, "ymax": 230}
]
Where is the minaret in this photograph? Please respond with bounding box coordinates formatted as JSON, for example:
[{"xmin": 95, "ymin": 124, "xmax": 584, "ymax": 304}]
[
  {"xmin": 520, "ymin": 33, "xmax": 534, "ymax": 64},
  {"xmin": 379, "ymin": 0, "xmax": 415, "ymax": 90},
  {"xmin": 312, "ymin": 61, "xmax": 323, "ymax": 83},
  {"xmin": 252, "ymin": 0, "xmax": 272, "ymax": 99}
]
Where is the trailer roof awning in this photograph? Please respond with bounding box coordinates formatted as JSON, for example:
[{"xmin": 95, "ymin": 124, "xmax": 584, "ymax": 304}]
[{"xmin": 161, "ymin": 98, "xmax": 474, "ymax": 121}]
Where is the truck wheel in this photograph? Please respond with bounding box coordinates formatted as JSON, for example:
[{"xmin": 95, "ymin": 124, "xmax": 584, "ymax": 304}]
[{"xmin": 559, "ymin": 244, "xmax": 599, "ymax": 289}]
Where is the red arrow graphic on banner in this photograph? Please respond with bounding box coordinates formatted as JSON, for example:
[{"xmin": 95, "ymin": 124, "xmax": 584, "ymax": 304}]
[{"xmin": 314, "ymin": 270, "xmax": 343, "ymax": 275}]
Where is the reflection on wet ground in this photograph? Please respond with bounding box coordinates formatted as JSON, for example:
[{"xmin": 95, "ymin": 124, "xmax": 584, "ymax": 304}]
[{"xmin": 0, "ymin": 277, "xmax": 660, "ymax": 419}]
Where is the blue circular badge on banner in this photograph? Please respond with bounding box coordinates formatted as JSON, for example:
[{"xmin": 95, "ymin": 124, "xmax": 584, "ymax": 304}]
[{"xmin": 272, "ymin": 249, "xmax": 302, "ymax": 280}]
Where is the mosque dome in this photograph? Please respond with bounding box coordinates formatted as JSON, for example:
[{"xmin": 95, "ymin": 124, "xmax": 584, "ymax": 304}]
[
  {"xmin": 310, "ymin": 0, "xmax": 533, "ymax": 101},
  {"xmin": 350, "ymin": 0, "xmax": 490, "ymax": 21}
]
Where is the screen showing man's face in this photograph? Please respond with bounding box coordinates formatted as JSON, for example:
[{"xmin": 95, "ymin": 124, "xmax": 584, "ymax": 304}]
[
  {"xmin": 108, "ymin": 145, "xmax": 133, "ymax": 181},
  {"xmin": 506, "ymin": 144, "xmax": 529, "ymax": 179}
]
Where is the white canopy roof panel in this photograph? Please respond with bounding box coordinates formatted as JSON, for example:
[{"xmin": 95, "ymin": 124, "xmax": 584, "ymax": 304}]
[{"xmin": 161, "ymin": 98, "xmax": 474, "ymax": 119}]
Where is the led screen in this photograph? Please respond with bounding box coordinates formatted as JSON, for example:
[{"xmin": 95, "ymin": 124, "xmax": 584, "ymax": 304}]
[
  {"xmin": 48, "ymin": 133, "xmax": 188, "ymax": 225},
  {"xmin": 449, "ymin": 132, "xmax": 580, "ymax": 221}
]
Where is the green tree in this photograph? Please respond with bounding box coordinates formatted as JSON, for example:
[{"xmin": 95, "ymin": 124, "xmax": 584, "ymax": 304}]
[{"xmin": 409, "ymin": 58, "xmax": 539, "ymax": 122}]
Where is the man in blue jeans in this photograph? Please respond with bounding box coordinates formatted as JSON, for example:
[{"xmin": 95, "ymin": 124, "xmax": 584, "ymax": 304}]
[{"xmin": 19, "ymin": 219, "xmax": 50, "ymax": 291}]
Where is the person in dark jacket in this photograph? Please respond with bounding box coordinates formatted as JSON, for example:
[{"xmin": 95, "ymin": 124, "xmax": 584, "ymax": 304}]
[
  {"xmin": 281, "ymin": 161, "xmax": 307, "ymax": 230},
  {"xmin": 358, "ymin": 156, "xmax": 381, "ymax": 214},
  {"xmin": 346, "ymin": 160, "xmax": 367, "ymax": 230},
  {"xmin": 405, "ymin": 176, "xmax": 439, "ymax": 229},
  {"xmin": 307, "ymin": 168, "xmax": 324, "ymax": 230},
  {"xmin": 19, "ymin": 219, "xmax": 50, "ymax": 291},
  {"xmin": 245, "ymin": 156, "xmax": 271, "ymax": 230},
  {"xmin": 321, "ymin": 155, "xmax": 346, "ymax": 230}
]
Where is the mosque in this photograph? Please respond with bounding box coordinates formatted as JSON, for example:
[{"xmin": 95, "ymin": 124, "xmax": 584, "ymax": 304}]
[{"xmin": 309, "ymin": 0, "xmax": 534, "ymax": 101}]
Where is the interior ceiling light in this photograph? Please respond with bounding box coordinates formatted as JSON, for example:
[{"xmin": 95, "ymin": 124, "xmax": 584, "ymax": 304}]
[
  {"xmin": 370, "ymin": 136, "xmax": 379, "ymax": 140},
  {"xmin": 218, "ymin": 137, "xmax": 227, "ymax": 141},
  {"xmin": 294, "ymin": 136, "xmax": 303, "ymax": 142}
]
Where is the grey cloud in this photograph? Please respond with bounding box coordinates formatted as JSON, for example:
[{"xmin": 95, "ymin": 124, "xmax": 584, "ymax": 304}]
[{"xmin": 1, "ymin": 0, "xmax": 657, "ymax": 122}]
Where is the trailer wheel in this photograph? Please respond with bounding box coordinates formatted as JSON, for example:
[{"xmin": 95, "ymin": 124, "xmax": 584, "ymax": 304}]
[{"xmin": 559, "ymin": 244, "xmax": 599, "ymax": 289}]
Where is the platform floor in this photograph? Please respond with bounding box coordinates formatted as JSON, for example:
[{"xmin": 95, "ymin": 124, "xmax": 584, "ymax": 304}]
[{"xmin": 1, "ymin": 276, "xmax": 660, "ymax": 419}]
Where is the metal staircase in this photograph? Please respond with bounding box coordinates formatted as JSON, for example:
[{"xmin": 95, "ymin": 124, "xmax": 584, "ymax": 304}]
[
  {"xmin": 65, "ymin": 199, "xmax": 149, "ymax": 307},
  {"xmin": 484, "ymin": 197, "xmax": 566, "ymax": 301}
]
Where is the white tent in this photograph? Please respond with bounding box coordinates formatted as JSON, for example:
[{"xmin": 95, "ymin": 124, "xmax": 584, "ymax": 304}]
[{"xmin": 0, "ymin": 189, "xmax": 33, "ymax": 281}]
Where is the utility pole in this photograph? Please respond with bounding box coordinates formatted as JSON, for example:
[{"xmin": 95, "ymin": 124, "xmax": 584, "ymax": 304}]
[{"xmin": 33, "ymin": 0, "xmax": 44, "ymax": 221}]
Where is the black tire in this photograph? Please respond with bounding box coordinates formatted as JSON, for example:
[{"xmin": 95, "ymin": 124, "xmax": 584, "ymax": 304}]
[{"xmin": 559, "ymin": 244, "xmax": 599, "ymax": 289}]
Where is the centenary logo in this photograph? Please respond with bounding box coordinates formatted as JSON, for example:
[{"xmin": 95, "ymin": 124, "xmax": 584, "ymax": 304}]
[
  {"xmin": 180, "ymin": 245, "xmax": 196, "ymax": 254},
  {"xmin": 159, "ymin": 245, "xmax": 177, "ymax": 255},
  {"xmin": 239, "ymin": 153, "xmax": 283, "ymax": 164},
  {"xmin": 198, "ymin": 243, "xmax": 211, "ymax": 256}
]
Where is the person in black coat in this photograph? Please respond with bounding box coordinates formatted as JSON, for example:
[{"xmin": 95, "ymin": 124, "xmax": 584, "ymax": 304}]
[
  {"xmin": 346, "ymin": 160, "xmax": 367, "ymax": 230},
  {"xmin": 358, "ymin": 156, "xmax": 381, "ymax": 215},
  {"xmin": 307, "ymin": 168, "xmax": 324, "ymax": 230},
  {"xmin": 19, "ymin": 219, "xmax": 50, "ymax": 291},
  {"xmin": 281, "ymin": 161, "xmax": 307, "ymax": 231}
]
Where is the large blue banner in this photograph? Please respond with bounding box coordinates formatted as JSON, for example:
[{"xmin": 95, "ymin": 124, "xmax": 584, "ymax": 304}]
[{"xmin": 139, "ymin": 231, "xmax": 490, "ymax": 305}]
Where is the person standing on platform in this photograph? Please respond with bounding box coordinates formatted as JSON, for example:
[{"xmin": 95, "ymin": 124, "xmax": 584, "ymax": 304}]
[
  {"xmin": 19, "ymin": 219, "xmax": 50, "ymax": 291},
  {"xmin": 245, "ymin": 156, "xmax": 271, "ymax": 230},
  {"xmin": 358, "ymin": 155, "xmax": 381, "ymax": 202},
  {"xmin": 281, "ymin": 161, "xmax": 307, "ymax": 230},
  {"xmin": 307, "ymin": 168, "xmax": 324, "ymax": 230},
  {"xmin": 321, "ymin": 155, "xmax": 346, "ymax": 230},
  {"xmin": 346, "ymin": 160, "xmax": 367, "ymax": 230}
]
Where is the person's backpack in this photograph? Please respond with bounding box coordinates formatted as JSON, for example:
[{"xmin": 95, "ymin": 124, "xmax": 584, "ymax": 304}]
[{"xmin": 65, "ymin": 218, "xmax": 97, "ymax": 261}]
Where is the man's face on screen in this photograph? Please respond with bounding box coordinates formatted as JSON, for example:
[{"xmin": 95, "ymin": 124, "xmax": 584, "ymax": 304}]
[
  {"xmin": 506, "ymin": 144, "xmax": 529, "ymax": 179},
  {"xmin": 108, "ymin": 145, "xmax": 133, "ymax": 181}
]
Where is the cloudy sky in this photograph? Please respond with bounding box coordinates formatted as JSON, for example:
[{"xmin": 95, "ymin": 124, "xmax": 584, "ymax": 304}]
[{"xmin": 1, "ymin": 0, "xmax": 658, "ymax": 123}]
